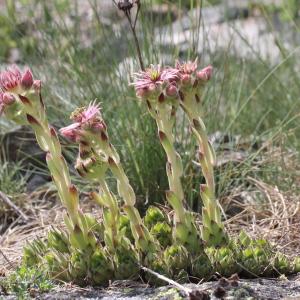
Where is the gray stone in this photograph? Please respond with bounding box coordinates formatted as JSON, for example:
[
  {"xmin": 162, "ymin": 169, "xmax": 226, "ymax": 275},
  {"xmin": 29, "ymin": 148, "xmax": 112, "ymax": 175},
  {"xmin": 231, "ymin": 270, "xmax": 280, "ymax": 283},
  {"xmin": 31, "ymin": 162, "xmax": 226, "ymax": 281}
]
[{"xmin": 3, "ymin": 276, "xmax": 300, "ymax": 299}]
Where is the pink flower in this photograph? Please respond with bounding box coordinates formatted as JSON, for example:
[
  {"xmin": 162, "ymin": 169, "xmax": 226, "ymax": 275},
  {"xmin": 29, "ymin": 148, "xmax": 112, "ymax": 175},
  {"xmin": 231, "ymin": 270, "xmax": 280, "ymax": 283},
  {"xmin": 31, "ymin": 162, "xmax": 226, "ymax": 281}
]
[
  {"xmin": 21, "ymin": 68, "xmax": 34, "ymax": 89},
  {"xmin": 71, "ymin": 102, "xmax": 101, "ymax": 124},
  {"xmin": 132, "ymin": 65, "xmax": 179, "ymax": 98},
  {"xmin": 60, "ymin": 102, "xmax": 105, "ymax": 142},
  {"xmin": 175, "ymin": 59, "xmax": 213, "ymax": 86},
  {"xmin": 176, "ymin": 58, "xmax": 198, "ymax": 75},
  {"xmin": 0, "ymin": 65, "xmax": 34, "ymax": 93},
  {"xmin": 196, "ymin": 65, "xmax": 213, "ymax": 81},
  {"xmin": 0, "ymin": 92, "xmax": 15, "ymax": 115},
  {"xmin": 59, "ymin": 122, "xmax": 81, "ymax": 142}
]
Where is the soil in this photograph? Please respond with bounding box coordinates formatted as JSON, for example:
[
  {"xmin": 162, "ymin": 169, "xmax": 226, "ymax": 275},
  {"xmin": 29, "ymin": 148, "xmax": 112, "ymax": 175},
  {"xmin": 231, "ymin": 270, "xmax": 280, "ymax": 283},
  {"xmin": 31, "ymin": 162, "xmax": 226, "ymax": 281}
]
[{"xmin": 2, "ymin": 276, "xmax": 300, "ymax": 300}]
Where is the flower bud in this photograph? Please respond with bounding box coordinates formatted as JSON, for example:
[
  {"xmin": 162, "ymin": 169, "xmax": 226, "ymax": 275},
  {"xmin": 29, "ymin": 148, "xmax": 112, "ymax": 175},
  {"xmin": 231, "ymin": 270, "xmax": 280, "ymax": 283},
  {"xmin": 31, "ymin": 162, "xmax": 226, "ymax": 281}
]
[
  {"xmin": 166, "ymin": 84, "xmax": 178, "ymax": 97},
  {"xmin": 21, "ymin": 68, "xmax": 34, "ymax": 89},
  {"xmin": 197, "ymin": 65, "xmax": 213, "ymax": 81},
  {"xmin": 181, "ymin": 74, "xmax": 191, "ymax": 85},
  {"xmin": 33, "ymin": 80, "xmax": 42, "ymax": 92},
  {"xmin": 59, "ymin": 123, "xmax": 80, "ymax": 142},
  {"xmin": 136, "ymin": 88, "xmax": 149, "ymax": 98},
  {"xmin": 2, "ymin": 92, "xmax": 15, "ymax": 105}
]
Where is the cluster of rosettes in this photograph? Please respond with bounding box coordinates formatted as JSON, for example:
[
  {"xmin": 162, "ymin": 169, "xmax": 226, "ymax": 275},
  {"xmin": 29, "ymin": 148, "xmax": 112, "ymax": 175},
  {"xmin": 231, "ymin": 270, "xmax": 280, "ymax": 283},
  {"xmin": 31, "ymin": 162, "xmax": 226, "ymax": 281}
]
[
  {"xmin": 132, "ymin": 59, "xmax": 213, "ymax": 102},
  {"xmin": 0, "ymin": 65, "xmax": 40, "ymax": 114}
]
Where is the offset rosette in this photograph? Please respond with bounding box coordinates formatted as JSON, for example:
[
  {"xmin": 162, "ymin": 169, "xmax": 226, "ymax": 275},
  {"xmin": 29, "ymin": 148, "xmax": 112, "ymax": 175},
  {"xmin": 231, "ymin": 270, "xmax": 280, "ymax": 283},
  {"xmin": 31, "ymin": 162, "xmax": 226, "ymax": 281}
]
[
  {"xmin": 90, "ymin": 248, "xmax": 114, "ymax": 286},
  {"xmin": 44, "ymin": 250, "xmax": 70, "ymax": 282},
  {"xmin": 144, "ymin": 206, "xmax": 172, "ymax": 248},
  {"xmin": 113, "ymin": 241, "xmax": 140, "ymax": 280},
  {"xmin": 47, "ymin": 228, "xmax": 70, "ymax": 254},
  {"xmin": 132, "ymin": 65, "xmax": 202, "ymax": 254},
  {"xmin": 163, "ymin": 245, "xmax": 189, "ymax": 276}
]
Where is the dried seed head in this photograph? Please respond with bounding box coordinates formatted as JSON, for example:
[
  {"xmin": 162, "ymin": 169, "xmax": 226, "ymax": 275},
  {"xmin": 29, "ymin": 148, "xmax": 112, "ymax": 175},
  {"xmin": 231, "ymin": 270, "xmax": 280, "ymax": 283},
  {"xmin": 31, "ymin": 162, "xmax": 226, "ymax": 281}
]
[{"xmin": 117, "ymin": 0, "xmax": 134, "ymax": 12}]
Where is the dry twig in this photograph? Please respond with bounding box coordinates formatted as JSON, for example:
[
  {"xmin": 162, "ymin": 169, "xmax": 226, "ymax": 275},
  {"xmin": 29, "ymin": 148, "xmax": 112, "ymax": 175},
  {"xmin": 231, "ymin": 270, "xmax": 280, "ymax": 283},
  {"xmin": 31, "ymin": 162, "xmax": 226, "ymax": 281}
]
[{"xmin": 0, "ymin": 191, "xmax": 29, "ymax": 222}]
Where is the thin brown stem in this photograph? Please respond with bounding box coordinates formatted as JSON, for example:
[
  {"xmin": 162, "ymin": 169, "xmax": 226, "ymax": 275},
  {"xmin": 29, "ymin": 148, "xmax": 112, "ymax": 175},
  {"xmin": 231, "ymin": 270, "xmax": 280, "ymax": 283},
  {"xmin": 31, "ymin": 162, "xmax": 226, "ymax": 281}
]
[
  {"xmin": 112, "ymin": 0, "xmax": 145, "ymax": 70},
  {"xmin": 0, "ymin": 191, "xmax": 29, "ymax": 222}
]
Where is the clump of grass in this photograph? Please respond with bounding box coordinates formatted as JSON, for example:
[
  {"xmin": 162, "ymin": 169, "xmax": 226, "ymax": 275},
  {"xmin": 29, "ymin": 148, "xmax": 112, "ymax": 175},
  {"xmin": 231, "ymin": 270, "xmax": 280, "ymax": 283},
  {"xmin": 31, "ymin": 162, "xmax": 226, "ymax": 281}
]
[
  {"xmin": 2, "ymin": 266, "xmax": 54, "ymax": 298},
  {"xmin": 0, "ymin": 160, "xmax": 27, "ymax": 195}
]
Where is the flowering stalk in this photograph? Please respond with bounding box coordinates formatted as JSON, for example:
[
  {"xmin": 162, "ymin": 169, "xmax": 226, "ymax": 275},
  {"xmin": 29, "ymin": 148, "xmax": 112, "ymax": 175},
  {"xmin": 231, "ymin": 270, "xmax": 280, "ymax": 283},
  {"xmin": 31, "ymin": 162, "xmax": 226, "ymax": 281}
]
[
  {"xmin": 132, "ymin": 66, "xmax": 201, "ymax": 253},
  {"xmin": 0, "ymin": 66, "xmax": 101, "ymax": 258},
  {"xmin": 176, "ymin": 59, "xmax": 228, "ymax": 247},
  {"xmin": 60, "ymin": 103, "xmax": 156, "ymax": 252},
  {"xmin": 65, "ymin": 127, "xmax": 120, "ymax": 251},
  {"xmin": 0, "ymin": 66, "xmax": 87, "ymax": 231}
]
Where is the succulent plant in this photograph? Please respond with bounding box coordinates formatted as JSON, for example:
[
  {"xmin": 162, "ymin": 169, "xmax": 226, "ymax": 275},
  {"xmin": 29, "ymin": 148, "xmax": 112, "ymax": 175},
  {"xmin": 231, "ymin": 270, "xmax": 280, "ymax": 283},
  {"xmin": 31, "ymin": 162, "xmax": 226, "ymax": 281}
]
[
  {"xmin": 132, "ymin": 66, "xmax": 203, "ymax": 253},
  {"xmin": 273, "ymin": 253, "xmax": 292, "ymax": 275},
  {"xmin": 23, "ymin": 238, "xmax": 47, "ymax": 267},
  {"xmin": 190, "ymin": 252, "xmax": 213, "ymax": 279},
  {"xmin": 69, "ymin": 249, "xmax": 89, "ymax": 283},
  {"xmin": 118, "ymin": 214, "xmax": 135, "ymax": 242},
  {"xmin": 144, "ymin": 206, "xmax": 168, "ymax": 229},
  {"xmin": 47, "ymin": 228, "xmax": 69, "ymax": 254},
  {"xmin": 163, "ymin": 245, "xmax": 189, "ymax": 275},
  {"xmin": 44, "ymin": 250, "xmax": 70, "ymax": 282},
  {"xmin": 2, "ymin": 64, "xmax": 299, "ymax": 288},
  {"xmin": 150, "ymin": 222, "xmax": 172, "ymax": 248},
  {"xmin": 175, "ymin": 59, "xmax": 228, "ymax": 247},
  {"xmin": 206, "ymin": 246, "xmax": 241, "ymax": 277},
  {"xmin": 60, "ymin": 103, "xmax": 157, "ymax": 253},
  {"xmin": 144, "ymin": 206, "xmax": 172, "ymax": 248},
  {"xmin": 90, "ymin": 247, "xmax": 114, "ymax": 286},
  {"xmin": 113, "ymin": 240, "xmax": 140, "ymax": 280},
  {"xmin": 0, "ymin": 65, "xmax": 84, "ymax": 233},
  {"xmin": 144, "ymin": 252, "xmax": 170, "ymax": 285},
  {"xmin": 293, "ymin": 257, "xmax": 300, "ymax": 273},
  {"xmin": 240, "ymin": 246, "xmax": 271, "ymax": 276}
]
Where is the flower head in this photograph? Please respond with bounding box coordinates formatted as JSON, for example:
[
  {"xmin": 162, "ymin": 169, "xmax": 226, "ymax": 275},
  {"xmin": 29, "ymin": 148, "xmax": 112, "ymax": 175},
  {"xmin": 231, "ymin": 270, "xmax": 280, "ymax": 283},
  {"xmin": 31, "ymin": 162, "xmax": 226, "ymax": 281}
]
[
  {"xmin": 132, "ymin": 65, "xmax": 179, "ymax": 99},
  {"xmin": 176, "ymin": 58, "xmax": 198, "ymax": 75},
  {"xmin": 175, "ymin": 58, "xmax": 213, "ymax": 88},
  {"xmin": 71, "ymin": 102, "xmax": 101, "ymax": 124},
  {"xmin": 196, "ymin": 65, "xmax": 213, "ymax": 82},
  {"xmin": 0, "ymin": 65, "xmax": 34, "ymax": 93},
  {"xmin": 60, "ymin": 102, "xmax": 105, "ymax": 142}
]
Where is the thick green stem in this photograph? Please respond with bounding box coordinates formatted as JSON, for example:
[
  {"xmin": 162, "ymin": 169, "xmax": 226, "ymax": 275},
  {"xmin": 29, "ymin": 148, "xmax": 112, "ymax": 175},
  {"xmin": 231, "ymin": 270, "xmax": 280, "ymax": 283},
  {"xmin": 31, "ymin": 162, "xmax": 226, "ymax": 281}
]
[
  {"xmin": 20, "ymin": 93, "xmax": 80, "ymax": 227},
  {"xmin": 92, "ymin": 178, "xmax": 120, "ymax": 250},
  {"xmin": 147, "ymin": 100, "xmax": 201, "ymax": 252},
  {"xmin": 87, "ymin": 129, "xmax": 156, "ymax": 252},
  {"xmin": 180, "ymin": 91, "xmax": 228, "ymax": 246},
  {"xmin": 108, "ymin": 157, "xmax": 156, "ymax": 252}
]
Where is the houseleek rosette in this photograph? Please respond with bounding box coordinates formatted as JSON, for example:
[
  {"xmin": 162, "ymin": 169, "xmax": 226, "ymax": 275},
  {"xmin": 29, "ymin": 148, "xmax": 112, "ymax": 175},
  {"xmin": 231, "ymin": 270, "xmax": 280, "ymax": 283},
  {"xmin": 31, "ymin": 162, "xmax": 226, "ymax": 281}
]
[
  {"xmin": 132, "ymin": 65, "xmax": 202, "ymax": 253},
  {"xmin": 144, "ymin": 206, "xmax": 172, "ymax": 248},
  {"xmin": 60, "ymin": 103, "xmax": 156, "ymax": 254},
  {"xmin": 175, "ymin": 59, "xmax": 228, "ymax": 247},
  {"xmin": 0, "ymin": 66, "xmax": 96, "ymax": 248}
]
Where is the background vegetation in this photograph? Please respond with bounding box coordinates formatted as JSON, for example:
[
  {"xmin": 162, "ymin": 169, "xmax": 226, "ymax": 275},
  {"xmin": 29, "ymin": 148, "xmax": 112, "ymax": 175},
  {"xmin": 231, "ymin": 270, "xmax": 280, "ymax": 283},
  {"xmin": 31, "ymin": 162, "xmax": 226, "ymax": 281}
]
[{"xmin": 0, "ymin": 0, "xmax": 299, "ymax": 215}]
